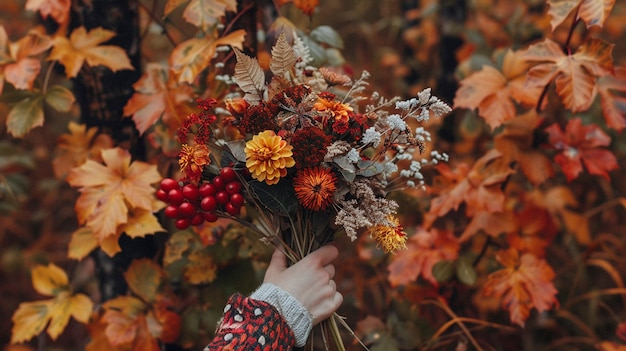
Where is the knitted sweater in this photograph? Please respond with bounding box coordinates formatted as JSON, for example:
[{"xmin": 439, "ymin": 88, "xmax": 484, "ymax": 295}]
[{"xmin": 203, "ymin": 284, "xmax": 313, "ymax": 351}]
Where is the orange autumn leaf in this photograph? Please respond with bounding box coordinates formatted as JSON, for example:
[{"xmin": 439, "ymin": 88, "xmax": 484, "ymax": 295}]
[
  {"xmin": 53, "ymin": 121, "xmax": 114, "ymax": 179},
  {"xmin": 123, "ymin": 63, "xmax": 194, "ymax": 135},
  {"xmin": 48, "ymin": 26, "xmax": 133, "ymax": 78},
  {"xmin": 454, "ymin": 50, "xmax": 543, "ymax": 129},
  {"xmin": 184, "ymin": 250, "xmax": 218, "ymax": 285},
  {"xmin": 25, "ymin": 0, "xmax": 71, "ymax": 28},
  {"xmin": 428, "ymin": 149, "xmax": 514, "ymax": 220},
  {"xmin": 482, "ymin": 248, "xmax": 559, "ymax": 327},
  {"xmin": 494, "ymin": 110, "xmax": 554, "ymax": 185},
  {"xmin": 276, "ymin": 0, "xmax": 320, "ymax": 16},
  {"xmin": 531, "ymin": 186, "xmax": 591, "ymax": 244},
  {"xmin": 545, "ymin": 118, "xmax": 618, "ymax": 182},
  {"xmin": 548, "ymin": 0, "xmax": 616, "ymax": 30},
  {"xmin": 11, "ymin": 263, "xmax": 93, "ymax": 344},
  {"xmin": 597, "ymin": 65, "xmax": 626, "ymax": 131},
  {"xmin": 66, "ymin": 147, "xmax": 162, "ymax": 241},
  {"xmin": 519, "ymin": 38, "xmax": 614, "ymax": 113},
  {"xmin": 459, "ymin": 210, "xmax": 517, "ymax": 243},
  {"xmin": 0, "ymin": 26, "xmax": 52, "ymax": 94},
  {"xmin": 169, "ymin": 29, "xmax": 245, "ymax": 84},
  {"xmin": 388, "ymin": 227, "xmax": 460, "ymax": 287}
]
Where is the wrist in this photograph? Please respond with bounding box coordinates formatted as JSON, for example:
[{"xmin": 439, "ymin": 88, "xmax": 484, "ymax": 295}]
[{"xmin": 250, "ymin": 283, "xmax": 313, "ymax": 347}]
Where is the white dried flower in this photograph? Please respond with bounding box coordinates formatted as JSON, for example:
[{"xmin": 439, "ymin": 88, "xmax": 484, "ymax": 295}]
[
  {"xmin": 346, "ymin": 148, "xmax": 360, "ymax": 163},
  {"xmin": 387, "ymin": 114, "xmax": 407, "ymax": 131},
  {"xmin": 361, "ymin": 127, "xmax": 382, "ymax": 147}
]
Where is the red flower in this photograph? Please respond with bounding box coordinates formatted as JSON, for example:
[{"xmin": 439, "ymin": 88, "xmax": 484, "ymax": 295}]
[
  {"xmin": 293, "ymin": 167, "xmax": 337, "ymax": 211},
  {"xmin": 291, "ymin": 127, "xmax": 332, "ymax": 169},
  {"xmin": 545, "ymin": 118, "xmax": 618, "ymax": 181}
]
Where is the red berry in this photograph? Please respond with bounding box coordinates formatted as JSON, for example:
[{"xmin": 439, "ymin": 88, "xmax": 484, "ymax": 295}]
[
  {"xmin": 225, "ymin": 203, "xmax": 240, "ymax": 216},
  {"xmin": 160, "ymin": 178, "xmax": 179, "ymax": 192},
  {"xmin": 220, "ymin": 167, "xmax": 237, "ymax": 182},
  {"xmin": 168, "ymin": 189, "xmax": 185, "ymax": 205},
  {"xmin": 203, "ymin": 212, "xmax": 218, "ymax": 223},
  {"xmin": 200, "ymin": 196, "xmax": 217, "ymax": 212},
  {"xmin": 178, "ymin": 202, "xmax": 196, "ymax": 217},
  {"xmin": 156, "ymin": 189, "xmax": 168, "ymax": 202},
  {"xmin": 211, "ymin": 176, "xmax": 225, "ymax": 190},
  {"xmin": 215, "ymin": 191, "xmax": 230, "ymax": 205},
  {"xmin": 199, "ymin": 183, "xmax": 216, "ymax": 197},
  {"xmin": 225, "ymin": 181, "xmax": 242, "ymax": 195},
  {"xmin": 164, "ymin": 205, "xmax": 179, "ymax": 219},
  {"xmin": 191, "ymin": 213, "xmax": 204, "ymax": 226},
  {"xmin": 175, "ymin": 218, "xmax": 190, "ymax": 230},
  {"xmin": 182, "ymin": 184, "xmax": 200, "ymax": 201},
  {"xmin": 229, "ymin": 193, "xmax": 245, "ymax": 207}
]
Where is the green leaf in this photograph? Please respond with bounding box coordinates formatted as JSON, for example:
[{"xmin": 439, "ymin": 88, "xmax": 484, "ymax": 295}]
[
  {"xmin": 432, "ymin": 260, "xmax": 455, "ymax": 283},
  {"xmin": 310, "ymin": 25, "xmax": 344, "ymax": 49},
  {"xmin": 357, "ymin": 160, "xmax": 384, "ymax": 177},
  {"xmin": 456, "ymin": 256, "xmax": 477, "ymax": 286},
  {"xmin": 123, "ymin": 259, "xmax": 164, "ymax": 303},
  {"xmin": 0, "ymin": 89, "xmax": 38, "ymax": 103},
  {"xmin": 45, "ymin": 85, "xmax": 75, "ymax": 112},
  {"xmin": 6, "ymin": 95, "xmax": 44, "ymax": 138},
  {"xmin": 246, "ymin": 178, "xmax": 298, "ymax": 216}
]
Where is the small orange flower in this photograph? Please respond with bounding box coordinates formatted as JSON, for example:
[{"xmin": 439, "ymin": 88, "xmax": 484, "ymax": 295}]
[
  {"xmin": 313, "ymin": 96, "xmax": 353, "ymax": 124},
  {"xmin": 245, "ymin": 130, "xmax": 295, "ymax": 185},
  {"xmin": 179, "ymin": 143, "xmax": 210, "ymax": 183},
  {"xmin": 293, "ymin": 167, "xmax": 337, "ymax": 211},
  {"xmin": 369, "ymin": 216, "xmax": 408, "ymax": 253}
]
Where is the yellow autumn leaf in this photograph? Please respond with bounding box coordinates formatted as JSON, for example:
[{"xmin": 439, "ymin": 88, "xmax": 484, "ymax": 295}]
[
  {"xmin": 124, "ymin": 259, "xmax": 165, "ymax": 303},
  {"xmin": 68, "ymin": 226, "xmax": 99, "ymax": 260},
  {"xmin": 53, "ymin": 121, "xmax": 114, "ymax": 179},
  {"xmin": 66, "ymin": 147, "xmax": 162, "ymax": 241},
  {"xmin": 169, "ymin": 29, "xmax": 245, "ymax": 84},
  {"xmin": 122, "ymin": 209, "xmax": 165, "ymax": 239},
  {"xmin": 48, "ymin": 26, "xmax": 133, "ymax": 78},
  {"xmin": 31, "ymin": 263, "xmax": 69, "ymax": 296},
  {"xmin": 11, "ymin": 301, "xmax": 50, "ymax": 344},
  {"xmin": 184, "ymin": 250, "xmax": 217, "ymax": 284}
]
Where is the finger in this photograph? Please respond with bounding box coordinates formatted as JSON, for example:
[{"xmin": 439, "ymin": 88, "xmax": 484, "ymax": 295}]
[
  {"xmin": 265, "ymin": 248, "xmax": 287, "ymax": 279},
  {"xmin": 307, "ymin": 245, "xmax": 339, "ymax": 266},
  {"xmin": 324, "ymin": 264, "xmax": 335, "ymax": 280},
  {"xmin": 329, "ymin": 279, "xmax": 336, "ymax": 291}
]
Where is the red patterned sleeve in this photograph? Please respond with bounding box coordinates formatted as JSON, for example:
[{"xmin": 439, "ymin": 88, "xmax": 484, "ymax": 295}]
[{"xmin": 203, "ymin": 293, "xmax": 296, "ymax": 351}]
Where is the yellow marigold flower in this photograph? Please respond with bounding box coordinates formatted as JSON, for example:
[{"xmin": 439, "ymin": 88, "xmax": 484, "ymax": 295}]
[
  {"xmin": 293, "ymin": 167, "xmax": 337, "ymax": 211},
  {"xmin": 245, "ymin": 130, "xmax": 295, "ymax": 185},
  {"xmin": 179, "ymin": 143, "xmax": 210, "ymax": 183},
  {"xmin": 313, "ymin": 97, "xmax": 353, "ymax": 123},
  {"xmin": 369, "ymin": 216, "xmax": 408, "ymax": 253}
]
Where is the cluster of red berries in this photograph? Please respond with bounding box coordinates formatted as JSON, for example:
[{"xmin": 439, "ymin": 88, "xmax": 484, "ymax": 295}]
[{"xmin": 157, "ymin": 167, "xmax": 245, "ymax": 230}]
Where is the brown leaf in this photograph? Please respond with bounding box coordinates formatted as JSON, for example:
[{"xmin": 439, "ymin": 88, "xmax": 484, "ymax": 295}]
[
  {"xmin": 597, "ymin": 65, "xmax": 626, "ymax": 131},
  {"xmin": 182, "ymin": 0, "xmax": 238, "ymax": 32},
  {"xmin": 548, "ymin": 0, "xmax": 616, "ymax": 30}
]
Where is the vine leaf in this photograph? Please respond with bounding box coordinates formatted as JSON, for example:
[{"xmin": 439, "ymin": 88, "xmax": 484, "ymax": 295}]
[
  {"xmin": 597, "ymin": 65, "xmax": 626, "ymax": 131},
  {"xmin": 519, "ymin": 38, "xmax": 614, "ymax": 113},
  {"xmin": 123, "ymin": 63, "xmax": 194, "ymax": 135},
  {"xmin": 66, "ymin": 147, "xmax": 163, "ymax": 244},
  {"xmin": 11, "ymin": 263, "xmax": 93, "ymax": 343},
  {"xmin": 545, "ymin": 118, "xmax": 618, "ymax": 182},
  {"xmin": 387, "ymin": 227, "xmax": 459, "ymax": 287},
  {"xmin": 234, "ymin": 48, "xmax": 266, "ymax": 104},
  {"xmin": 482, "ymin": 248, "xmax": 559, "ymax": 327},
  {"xmin": 548, "ymin": 0, "xmax": 616, "ymax": 30},
  {"xmin": 48, "ymin": 26, "xmax": 133, "ymax": 78},
  {"xmin": 270, "ymin": 32, "xmax": 297, "ymax": 78},
  {"xmin": 169, "ymin": 29, "xmax": 245, "ymax": 84}
]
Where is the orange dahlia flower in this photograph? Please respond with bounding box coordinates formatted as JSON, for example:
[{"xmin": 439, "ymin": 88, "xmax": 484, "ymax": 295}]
[
  {"xmin": 369, "ymin": 216, "xmax": 408, "ymax": 253},
  {"xmin": 245, "ymin": 130, "xmax": 295, "ymax": 185},
  {"xmin": 293, "ymin": 167, "xmax": 337, "ymax": 211},
  {"xmin": 179, "ymin": 143, "xmax": 210, "ymax": 183},
  {"xmin": 313, "ymin": 97, "xmax": 353, "ymax": 123}
]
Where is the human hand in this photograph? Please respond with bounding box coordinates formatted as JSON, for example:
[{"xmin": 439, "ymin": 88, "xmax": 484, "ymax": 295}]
[{"xmin": 263, "ymin": 245, "xmax": 343, "ymax": 325}]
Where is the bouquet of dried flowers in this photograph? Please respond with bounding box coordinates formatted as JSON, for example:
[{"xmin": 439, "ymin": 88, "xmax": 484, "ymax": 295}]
[{"xmin": 158, "ymin": 32, "xmax": 451, "ymax": 349}]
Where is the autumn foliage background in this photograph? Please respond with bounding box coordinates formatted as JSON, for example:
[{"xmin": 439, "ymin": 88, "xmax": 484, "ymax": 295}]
[{"xmin": 1, "ymin": 0, "xmax": 626, "ymax": 350}]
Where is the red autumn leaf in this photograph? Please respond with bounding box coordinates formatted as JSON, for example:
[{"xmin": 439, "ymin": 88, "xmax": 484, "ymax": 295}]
[
  {"xmin": 548, "ymin": 0, "xmax": 616, "ymax": 30},
  {"xmin": 123, "ymin": 63, "xmax": 194, "ymax": 135},
  {"xmin": 25, "ymin": 0, "xmax": 71, "ymax": 27},
  {"xmin": 482, "ymin": 248, "xmax": 559, "ymax": 327},
  {"xmin": 388, "ymin": 227, "xmax": 460, "ymax": 287},
  {"xmin": 454, "ymin": 50, "xmax": 544, "ymax": 129},
  {"xmin": 65, "ymin": 147, "xmax": 162, "ymax": 241},
  {"xmin": 494, "ymin": 110, "xmax": 554, "ymax": 185},
  {"xmin": 506, "ymin": 201, "xmax": 559, "ymax": 257},
  {"xmin": 530, "ymin": 186, "xmax": 591, "ymax": 244},
  {"xmin": 597, "ymin": 65, "xmax": 626, "ymax": 131},
  {"xmin": 276, "ymin": 0, "xmax": 320, "ymax": 16},
  {"xmin": 545, "ymin": 118, "xmax": 618, "ymax": 181},
  {"xmin": 519, "ymin": 38, "xmax": 614, "ymax": 113},
  {"xmin": 428, "ymin": 149, "xmax": 514, "ymax": 220},
  {"xmin": 459, "ymin": 210, "xmax": 517, "ymax": 243},
  {"xmin": 48, "ymin": 26, "xmax": 133, "ymax": 78}
]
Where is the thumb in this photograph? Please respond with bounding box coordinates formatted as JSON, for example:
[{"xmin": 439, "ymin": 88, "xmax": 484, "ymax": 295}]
[{"xmin": 264, "ymin": 248, "xmax": 287, "ymax": 280}]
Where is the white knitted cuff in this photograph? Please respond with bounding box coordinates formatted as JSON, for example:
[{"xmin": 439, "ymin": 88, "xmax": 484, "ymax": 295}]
[{"xmin": 250, "ymin": 283, "xmax": 313, "ymax": 347}]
